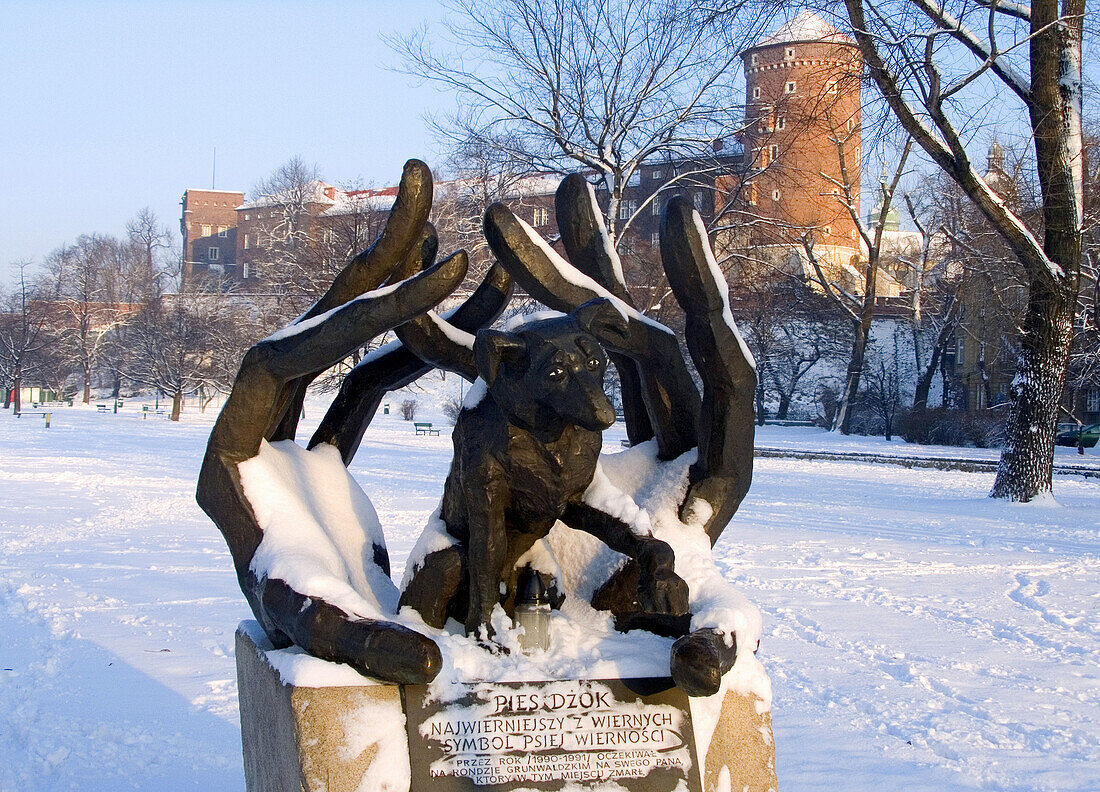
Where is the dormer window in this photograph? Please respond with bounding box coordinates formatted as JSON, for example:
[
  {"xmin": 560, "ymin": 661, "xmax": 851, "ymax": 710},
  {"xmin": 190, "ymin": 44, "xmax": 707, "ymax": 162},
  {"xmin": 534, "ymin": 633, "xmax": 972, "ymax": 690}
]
[{"xmin": 785, "ymin": 81, "xmax": 797, "ymax": 94}]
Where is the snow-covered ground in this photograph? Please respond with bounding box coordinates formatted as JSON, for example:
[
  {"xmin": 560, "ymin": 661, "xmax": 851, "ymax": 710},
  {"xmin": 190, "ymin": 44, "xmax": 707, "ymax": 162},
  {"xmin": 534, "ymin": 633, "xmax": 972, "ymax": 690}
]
[{"xmin": 1, "ymin": 377, "xmax": 1097, "ymax": 791}]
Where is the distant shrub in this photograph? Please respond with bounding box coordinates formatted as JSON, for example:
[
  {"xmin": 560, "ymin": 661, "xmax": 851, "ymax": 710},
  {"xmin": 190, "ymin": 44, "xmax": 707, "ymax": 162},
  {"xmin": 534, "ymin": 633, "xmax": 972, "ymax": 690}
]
[
  {"xmin": 441, "ymin": 397, "xmax": 462, "ymax": 425},
  {"xmin": 900, "ymin": 407, "xmax": 1006, "ymax": 448},
  {"xmin": 400, "ymin": 399, "xmax": 418, "ymax": 421}
]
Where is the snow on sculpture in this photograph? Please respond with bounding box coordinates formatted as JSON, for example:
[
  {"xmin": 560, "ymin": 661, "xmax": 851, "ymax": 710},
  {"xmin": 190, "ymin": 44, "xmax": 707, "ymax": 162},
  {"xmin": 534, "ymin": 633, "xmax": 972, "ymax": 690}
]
[{"xmin": 196, "ymin": 160, "xmax": 762, "ymax": 700}]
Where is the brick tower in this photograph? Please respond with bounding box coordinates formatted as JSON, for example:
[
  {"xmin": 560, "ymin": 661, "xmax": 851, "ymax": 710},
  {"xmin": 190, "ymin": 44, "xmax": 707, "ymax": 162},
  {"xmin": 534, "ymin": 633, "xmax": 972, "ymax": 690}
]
[{"xmin": 725, "ymin": 11, "xmax": 863, "ymax": 278}]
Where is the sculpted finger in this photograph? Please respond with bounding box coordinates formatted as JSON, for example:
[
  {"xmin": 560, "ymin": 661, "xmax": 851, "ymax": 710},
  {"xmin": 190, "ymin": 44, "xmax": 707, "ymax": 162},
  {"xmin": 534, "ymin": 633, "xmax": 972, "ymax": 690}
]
[
  {"xmin": 304, "ymin": 159, "xmax": 434, "ymax": 321},
  {"xmin": 387, "ymin": 221, "xmax": 438, "ymax": 284},
  {"xmin": 660, "ymin": 196, "xmax": 756, "ymax": 542},
  {"xmin": 308, "ymin": 262, "xmax": 513, "ymax": 462},
  {"xmin": 670, "ymin": 628, "xmax": 737, "ymax": 697},
  {"xmin": 253, "ymin": 251, "xmax": 468, "ymax": 381},
  {"xmin": 261, "ymin": 578, "xmax": 441, "ymax": 684},
  {"xmin": 395, "ymin": 250, "xmax": 479, "ymax": 380},
  {"xmin": 555, "ymin": 175, "xmax": 633, "ymax": 303}
]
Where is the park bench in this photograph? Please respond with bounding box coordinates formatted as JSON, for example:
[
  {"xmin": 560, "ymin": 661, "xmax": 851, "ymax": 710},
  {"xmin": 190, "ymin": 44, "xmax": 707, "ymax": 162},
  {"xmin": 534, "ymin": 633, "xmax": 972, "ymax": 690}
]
[
  {"xmin": 413, "ymin": 422, "xmax": 439, "ymax": 436},
  {"xmin": 97, "ymin": 404, "xmax": 110, "ymax": 413},
  {"xmin": 142, "ymin": 405, "xmax": 167, "ymax": 419},
  {"xmin": 17, "ymin": 410, "xmax": 52, "ymax": 428}
]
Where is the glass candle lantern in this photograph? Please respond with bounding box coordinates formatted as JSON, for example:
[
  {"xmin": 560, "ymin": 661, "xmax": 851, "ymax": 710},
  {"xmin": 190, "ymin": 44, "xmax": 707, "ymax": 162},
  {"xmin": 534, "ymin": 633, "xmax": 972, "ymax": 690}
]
[{"xmin": 515, "ymin": 567, "xmax": 552, "ymax": 653}]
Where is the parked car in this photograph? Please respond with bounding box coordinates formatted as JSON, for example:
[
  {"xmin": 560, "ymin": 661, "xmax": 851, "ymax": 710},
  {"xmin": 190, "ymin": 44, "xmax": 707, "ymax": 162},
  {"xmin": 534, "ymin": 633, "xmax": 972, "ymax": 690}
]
[{"xmin": 1055, "ymin": 422, "xmax": 1100, "ymax": 448}]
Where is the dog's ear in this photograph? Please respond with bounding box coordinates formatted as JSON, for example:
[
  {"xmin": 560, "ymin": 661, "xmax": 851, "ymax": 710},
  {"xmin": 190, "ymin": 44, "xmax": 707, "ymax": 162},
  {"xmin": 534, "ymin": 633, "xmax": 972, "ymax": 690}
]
[
  {"xmin": 572, "ymin": 297, "xmax": 628, "ymax": 340},
  {"xmin": 474, "ymin": 329, "xmax": 527, "ymax": 387}
]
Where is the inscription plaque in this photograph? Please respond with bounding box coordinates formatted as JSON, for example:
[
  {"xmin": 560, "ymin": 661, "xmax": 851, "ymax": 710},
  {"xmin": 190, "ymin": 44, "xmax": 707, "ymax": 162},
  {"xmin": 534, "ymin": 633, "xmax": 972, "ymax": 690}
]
[{"xmin": 404, "ymin": 678, "xmax": 702, "ymax": 791}]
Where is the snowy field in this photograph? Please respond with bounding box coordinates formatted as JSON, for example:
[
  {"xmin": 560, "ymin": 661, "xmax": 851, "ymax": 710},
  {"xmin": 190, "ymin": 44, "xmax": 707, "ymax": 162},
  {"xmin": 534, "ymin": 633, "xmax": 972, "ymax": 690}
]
[{"xmin": 1, "ymin": 376, "xmax": 1098, "ymax": 791}]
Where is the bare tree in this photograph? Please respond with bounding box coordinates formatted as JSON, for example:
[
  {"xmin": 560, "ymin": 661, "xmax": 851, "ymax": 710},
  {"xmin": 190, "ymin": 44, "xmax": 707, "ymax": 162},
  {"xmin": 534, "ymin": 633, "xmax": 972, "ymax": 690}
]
[
  {"xmin": 43, "ymin": 235, "xmax": 135, "ymax": 404},
  {"xmin": 732, "ymin": 276, "xmax": 849, "ymax": 422},
  {"xmin": 245, "ymin": 159, "xmax": 394, "ymax": 324},
  {"xmin": 432, "ymin": 136, "xmax": 536, "ymax": 286},
  {"xmin": 860, "ymin": 322, "xmax": 910, "ymax": 440},
  {"xmin": 844, "ymin": 0, "xmax": 1085, "ymax": 500},
  {"xmin": 0, "ymin": 262, "xmax": 54, "ymax": 414},
  {"xmin": 394, "ymin": 0, "xmax": 769, "ymax": 248},
  {"xmin": 803, "ymin": 136, "xmax": 913, "ymax": 432},
  {"xmin": 123, "ymin": 289, "xmax": 251, "ymax": 421},
  {"xmin": 126, "ymin": 207, "xmax": 172, "ymax": 298}
]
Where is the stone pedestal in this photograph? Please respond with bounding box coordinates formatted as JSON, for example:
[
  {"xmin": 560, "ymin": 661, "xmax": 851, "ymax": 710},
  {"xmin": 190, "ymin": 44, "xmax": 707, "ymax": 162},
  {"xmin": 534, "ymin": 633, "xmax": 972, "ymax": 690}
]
[{"xmin": 235, "ymin": 625, "xmax": 777, "ymax": 792}]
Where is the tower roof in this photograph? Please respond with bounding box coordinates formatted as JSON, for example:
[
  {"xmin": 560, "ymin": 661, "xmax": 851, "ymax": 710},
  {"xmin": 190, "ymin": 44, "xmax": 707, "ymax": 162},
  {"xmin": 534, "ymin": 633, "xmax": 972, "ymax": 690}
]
[{"xmin": 752, "ymin": 11, "xmax": 853, "ymax": 49}]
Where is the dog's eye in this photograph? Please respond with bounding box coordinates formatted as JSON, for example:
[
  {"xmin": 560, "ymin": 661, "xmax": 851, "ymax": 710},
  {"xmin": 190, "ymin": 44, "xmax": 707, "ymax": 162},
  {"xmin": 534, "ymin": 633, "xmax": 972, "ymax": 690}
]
[{"xmin": 586, "ymin": 357, "xmax": 601, "ymax": 370}]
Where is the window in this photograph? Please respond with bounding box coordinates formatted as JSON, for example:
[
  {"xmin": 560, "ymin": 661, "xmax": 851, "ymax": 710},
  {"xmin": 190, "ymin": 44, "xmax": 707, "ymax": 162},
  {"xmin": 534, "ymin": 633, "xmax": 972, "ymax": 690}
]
[
  {"xmin": 770, "ymin": 144, "xmax": 779, "ymax": 160},
  {"xmin": 847, "ymin": 118, "xmax": 856, "ymax": 132},
  {"xmin": 777, "ymin": 117, "xmax": 786, "ymax": 130},
  {"xmin": 1087, "ymin": 388, "xmax": 1100, "ymax": 413},
  {"xmin": 750, "ymin": 53, "xmax": 758, "ymax": 66},
  {"xmin": 821, "ymin": 226, "xmax": 831, "ymax": 235},
  {"xmin": 651, "ymin": 169, "xmax": 662, "ymax": 180},
  {"xmin": 651, "ymin": 232, "xmax": 660, "ymax": 247},
  {"xmin": 752, "ymin": 86, "xmax": 761, "ymax": 100},
  {"xmin": 627, "ymin": 172, "xmax": 641, "ymax": 187},
  {"xmin": 745, "ymin": 182, "xmax": 756, "ymax": 205},
  {"xmin": 786, "ymin": 47, "xmax": 794, "ymax": 59},
  {"xmin": 618, "ymin": 199, "xmax": 638, "ymax": 219},
  {"xmin": 693, "ymin": 192, "xmax": 703, "ymax": 210},
  {"xmin": 955, "ymin": 337, "xmax": 966, "ymax": 367},
  {"xmin": 652, "ymin": 199, "xmax": 661, "ymax": 216},
  {"xmin": 242, "ymin": 260, "xmax": 250, "ymax": 279},
  {"xmin": 201, "ymin": 224, "xmax": 211, "ymax": 237},
  {"xmin": 244, "ymin": 213, "xmax": 250, "ymax": 221},
  {"xmin": 785, "ymin": 81, "xmax": 797, "ymax": 94},
  {"xmin": 772, "ymin": 189, "xmax": 781, "ymax": 201},
  {"xmin": 532, "ymin": 206, "xmax": 549, "ymax": 226},
  {"xmin": 243, "ymin": 234, "xmax": 250, "ymax": 249},
  {"xmin": 826, "ymin": 80, "xmax": 838, "ymax": 94},
  {"xmin": 217, "ymin": 226, "xmax": 227, "ymax": 238},
  {"xmin": 208, "ymin": 246, "xmax": 220, "ymax": 260}
]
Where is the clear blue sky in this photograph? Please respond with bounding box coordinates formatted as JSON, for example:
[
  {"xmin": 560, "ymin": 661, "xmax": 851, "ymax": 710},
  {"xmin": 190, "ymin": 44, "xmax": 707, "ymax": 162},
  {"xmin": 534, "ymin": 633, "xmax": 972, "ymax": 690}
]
[{"xmin": 0, "ymin": 0, "xmax": 456, "ymax": 282}]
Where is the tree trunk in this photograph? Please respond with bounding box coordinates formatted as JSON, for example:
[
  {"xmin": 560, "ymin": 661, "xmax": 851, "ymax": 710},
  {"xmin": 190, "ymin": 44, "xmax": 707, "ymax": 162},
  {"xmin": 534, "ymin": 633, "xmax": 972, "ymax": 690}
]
[
  {"xmin": 170, "ymin": 389, "xmax": 183, "ymax": 422},
  {"xmin": 776, "ymin": 392, "xmax": 791, "ymax": 420},
  {"xmin": 83, "ymin": 364, "xmax": 91, "ymax": 404},
  {"xmin": 13, "ymin": 374, "xmax": 21, "ymax": 416},
  {"xmin": 991, "ymin": 0, "xmax": 1083, "ymax": 501},
  {"xmin": 836, "ymin": 314, "xmax": 871, "ymax": 433},
  {"xmin": 914, "ymin": 297, "xmax": 959, "ymax": 411},
  {"xmin": 990, "ymin": 279, "xmax": 1075, "ymax": 499}
]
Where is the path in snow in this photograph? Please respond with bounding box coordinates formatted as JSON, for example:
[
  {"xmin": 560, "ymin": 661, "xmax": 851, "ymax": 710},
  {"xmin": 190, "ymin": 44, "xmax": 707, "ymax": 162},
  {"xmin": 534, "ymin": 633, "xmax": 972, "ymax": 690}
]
[{"xmin": 0, "ymin": 387, "xmax": 1097, "ymax": 791}]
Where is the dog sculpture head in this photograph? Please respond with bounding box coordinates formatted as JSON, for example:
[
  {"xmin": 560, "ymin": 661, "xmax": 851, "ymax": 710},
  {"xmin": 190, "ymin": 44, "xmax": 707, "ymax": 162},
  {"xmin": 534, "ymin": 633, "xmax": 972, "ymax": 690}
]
[{"xmin": 473, "ymin": 298, "xmax": 627, "ymax": 434}]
